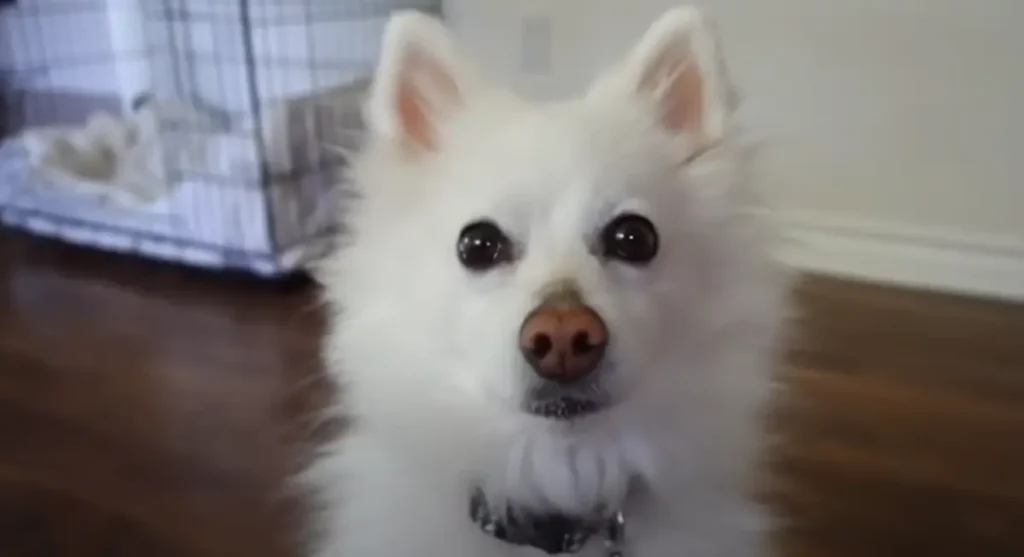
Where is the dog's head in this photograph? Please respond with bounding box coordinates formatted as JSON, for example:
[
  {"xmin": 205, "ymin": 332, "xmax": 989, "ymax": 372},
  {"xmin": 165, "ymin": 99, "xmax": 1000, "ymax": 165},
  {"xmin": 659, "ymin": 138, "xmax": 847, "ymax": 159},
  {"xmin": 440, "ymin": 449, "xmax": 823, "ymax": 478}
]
[{"xmin": 322, "ymin": 8, "xmax": 776, "ymax": 435}]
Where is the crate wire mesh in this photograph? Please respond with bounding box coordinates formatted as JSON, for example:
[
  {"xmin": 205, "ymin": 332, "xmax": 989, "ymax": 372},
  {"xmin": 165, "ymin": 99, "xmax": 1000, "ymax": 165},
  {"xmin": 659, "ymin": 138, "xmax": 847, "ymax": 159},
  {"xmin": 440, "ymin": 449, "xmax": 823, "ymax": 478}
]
[{"xmin": 0, "ymin": 0, "xmax": 441, "ymax": 276}]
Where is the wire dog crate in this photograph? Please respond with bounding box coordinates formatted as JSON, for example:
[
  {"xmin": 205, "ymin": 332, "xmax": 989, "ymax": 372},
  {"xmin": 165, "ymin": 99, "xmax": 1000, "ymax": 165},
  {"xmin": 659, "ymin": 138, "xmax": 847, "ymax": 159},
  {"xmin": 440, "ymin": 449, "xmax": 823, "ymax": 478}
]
[{"xmin": 0, "ymin": 0, "xmax": 440, "ymax": 276}]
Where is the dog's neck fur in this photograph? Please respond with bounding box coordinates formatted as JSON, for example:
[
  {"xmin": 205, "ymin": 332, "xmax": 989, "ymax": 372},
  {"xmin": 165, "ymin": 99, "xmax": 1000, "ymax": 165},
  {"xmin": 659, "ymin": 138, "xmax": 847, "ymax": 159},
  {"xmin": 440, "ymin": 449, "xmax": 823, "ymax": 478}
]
[{"xmin": 458, "ymin": 407, "xmax": 658, "ymax": 555}]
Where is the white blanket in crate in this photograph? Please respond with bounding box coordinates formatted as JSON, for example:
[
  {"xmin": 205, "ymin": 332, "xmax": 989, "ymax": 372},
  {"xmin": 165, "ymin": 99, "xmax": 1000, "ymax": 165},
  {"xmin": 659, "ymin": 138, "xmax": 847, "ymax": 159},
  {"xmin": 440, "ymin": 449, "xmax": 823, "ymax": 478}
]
[{"xmin": 0, "ymin": 81, "xmax": 365, "ymax": 276}]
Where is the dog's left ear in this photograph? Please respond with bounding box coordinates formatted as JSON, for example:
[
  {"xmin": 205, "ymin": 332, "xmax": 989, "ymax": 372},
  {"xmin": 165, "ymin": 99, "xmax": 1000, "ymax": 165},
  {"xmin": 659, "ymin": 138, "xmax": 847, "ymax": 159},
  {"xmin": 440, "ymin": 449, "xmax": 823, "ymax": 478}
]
[
  {"xmin": 590, "ymin": 7, "xmax": 738, "ymax": 158},
  {"xmin": 365, "ymin": 11, "xmax": 475, "ymax": 153}
]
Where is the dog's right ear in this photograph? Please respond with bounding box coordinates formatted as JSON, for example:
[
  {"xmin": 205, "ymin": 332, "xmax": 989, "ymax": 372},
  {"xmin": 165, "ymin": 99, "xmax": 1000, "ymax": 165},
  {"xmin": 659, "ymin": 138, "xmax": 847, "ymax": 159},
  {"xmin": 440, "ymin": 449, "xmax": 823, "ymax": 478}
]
[{"xmin": 365, "ymin": 12, "xmax": 474, "ymax": 153}]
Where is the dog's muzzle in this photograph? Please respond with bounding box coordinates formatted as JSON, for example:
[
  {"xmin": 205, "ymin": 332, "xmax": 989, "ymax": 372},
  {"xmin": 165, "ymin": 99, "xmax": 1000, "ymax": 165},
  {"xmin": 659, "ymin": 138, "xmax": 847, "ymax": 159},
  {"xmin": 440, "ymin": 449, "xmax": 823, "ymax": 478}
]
[{"xmin": 518, "ymin": 284, "xmax": 611, "ymax": 420}]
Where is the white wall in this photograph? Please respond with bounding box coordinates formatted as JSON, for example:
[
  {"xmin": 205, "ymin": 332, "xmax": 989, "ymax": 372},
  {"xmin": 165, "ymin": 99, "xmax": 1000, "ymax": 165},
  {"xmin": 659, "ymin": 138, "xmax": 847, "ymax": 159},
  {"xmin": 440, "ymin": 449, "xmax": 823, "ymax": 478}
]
[{"xmin": 444, "ymin": 0, "xmax": 1024, "ymax": 300}]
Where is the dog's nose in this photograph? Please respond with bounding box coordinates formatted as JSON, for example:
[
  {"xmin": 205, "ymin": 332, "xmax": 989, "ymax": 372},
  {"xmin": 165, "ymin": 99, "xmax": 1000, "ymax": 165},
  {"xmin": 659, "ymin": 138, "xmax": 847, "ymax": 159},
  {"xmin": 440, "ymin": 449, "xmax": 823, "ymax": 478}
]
[{"xmin": 519, "ymin": 301, "xmax": 609, "ymax": 384}]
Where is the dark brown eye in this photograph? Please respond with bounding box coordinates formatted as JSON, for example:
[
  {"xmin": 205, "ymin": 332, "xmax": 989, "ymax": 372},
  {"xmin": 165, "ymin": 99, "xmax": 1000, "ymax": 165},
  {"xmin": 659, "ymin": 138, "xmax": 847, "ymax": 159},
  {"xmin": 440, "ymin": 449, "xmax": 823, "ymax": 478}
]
[
  {"xmin": 601, "ymin": 213, "xmax": 659, "ymax": 265},
  {"xmin": 457, "ymin": 220, "xmax": 512, "ymax": 271}
]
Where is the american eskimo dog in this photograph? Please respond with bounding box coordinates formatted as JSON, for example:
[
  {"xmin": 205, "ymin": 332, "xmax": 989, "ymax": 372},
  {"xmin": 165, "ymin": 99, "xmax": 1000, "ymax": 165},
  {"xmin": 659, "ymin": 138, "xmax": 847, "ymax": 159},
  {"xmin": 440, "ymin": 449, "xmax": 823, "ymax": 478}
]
[{"xmin": 306, "ymin": 6, "xmax": 787, "ymax": 556}]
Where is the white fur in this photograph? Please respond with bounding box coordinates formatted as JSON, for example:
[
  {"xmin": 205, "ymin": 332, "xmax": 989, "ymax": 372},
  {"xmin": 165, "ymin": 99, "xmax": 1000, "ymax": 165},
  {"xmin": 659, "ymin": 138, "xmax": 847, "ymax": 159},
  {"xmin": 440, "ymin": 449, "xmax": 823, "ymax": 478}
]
[{"xmin": 303, "ymin": 6, "xmax": 789, "ymax": 557}]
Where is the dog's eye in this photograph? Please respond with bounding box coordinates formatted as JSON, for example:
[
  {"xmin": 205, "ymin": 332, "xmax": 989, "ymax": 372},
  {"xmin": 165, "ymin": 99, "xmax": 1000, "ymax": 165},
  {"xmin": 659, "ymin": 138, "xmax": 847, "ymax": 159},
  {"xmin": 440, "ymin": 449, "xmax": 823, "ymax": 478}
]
[
  {"xmin": 601, "ymin": 213, "xmax": 659, "ymax": 265},
  {"xmin": 457, "ymin": 220, "xmax": 512, "ymax": 271}
]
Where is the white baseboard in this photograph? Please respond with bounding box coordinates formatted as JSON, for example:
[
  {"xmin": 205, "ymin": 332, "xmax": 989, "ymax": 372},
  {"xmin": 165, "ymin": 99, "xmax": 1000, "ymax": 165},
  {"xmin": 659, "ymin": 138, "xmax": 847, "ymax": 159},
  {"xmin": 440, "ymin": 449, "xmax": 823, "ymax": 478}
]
[{"xmin": 764, "ymin": 210, "xmax": 1024, "ymax": 302}]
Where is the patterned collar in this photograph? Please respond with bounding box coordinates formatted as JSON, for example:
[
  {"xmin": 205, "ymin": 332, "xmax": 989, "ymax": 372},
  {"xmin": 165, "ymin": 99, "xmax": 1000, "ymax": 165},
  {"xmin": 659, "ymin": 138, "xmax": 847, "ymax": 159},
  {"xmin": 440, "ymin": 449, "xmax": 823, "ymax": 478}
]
[{"xmin": 469, "ymin": 487, "xmax": 628, "ymax": 556}]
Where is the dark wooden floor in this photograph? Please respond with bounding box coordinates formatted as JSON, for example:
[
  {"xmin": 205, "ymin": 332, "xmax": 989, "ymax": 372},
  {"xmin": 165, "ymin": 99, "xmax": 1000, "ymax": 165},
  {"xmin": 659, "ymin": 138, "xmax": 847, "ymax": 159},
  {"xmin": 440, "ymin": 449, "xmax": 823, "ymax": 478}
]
[{"xmin": 0, "ymin": 229, "xmax": 1022, "ymax": 557}]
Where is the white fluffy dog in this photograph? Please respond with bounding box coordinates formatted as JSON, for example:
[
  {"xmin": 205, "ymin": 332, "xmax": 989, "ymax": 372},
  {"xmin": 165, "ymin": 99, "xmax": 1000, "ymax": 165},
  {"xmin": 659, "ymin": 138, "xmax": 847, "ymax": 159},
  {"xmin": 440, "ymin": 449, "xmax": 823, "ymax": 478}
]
[{"xmin": 306, "ymin": 6, "xmax": 787, "ymax": 557}]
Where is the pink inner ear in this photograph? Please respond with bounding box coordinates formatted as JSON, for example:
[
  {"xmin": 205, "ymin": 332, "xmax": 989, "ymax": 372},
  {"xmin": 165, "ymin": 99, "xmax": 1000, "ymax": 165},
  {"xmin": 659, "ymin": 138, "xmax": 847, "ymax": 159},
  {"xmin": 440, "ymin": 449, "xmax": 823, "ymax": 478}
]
[
  {"xmin": 395, "ymin": 51, "xmax": 461, "ymax": 152},
  {"xmin": 638, "ymin": 45, "xmax": 704, "ymax": 136},
  {"xmin": 397, "ymin": 77, "xmax": 435, "ymax": 150}
]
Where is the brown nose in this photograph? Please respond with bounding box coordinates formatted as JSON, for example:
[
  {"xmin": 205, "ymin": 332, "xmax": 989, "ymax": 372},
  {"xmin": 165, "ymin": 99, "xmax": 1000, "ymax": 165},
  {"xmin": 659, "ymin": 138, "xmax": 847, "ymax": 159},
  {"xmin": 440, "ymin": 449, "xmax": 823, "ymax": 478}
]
[{"xmin": 519, "ymin": 302, "xmax": 609, "ymax": 384}]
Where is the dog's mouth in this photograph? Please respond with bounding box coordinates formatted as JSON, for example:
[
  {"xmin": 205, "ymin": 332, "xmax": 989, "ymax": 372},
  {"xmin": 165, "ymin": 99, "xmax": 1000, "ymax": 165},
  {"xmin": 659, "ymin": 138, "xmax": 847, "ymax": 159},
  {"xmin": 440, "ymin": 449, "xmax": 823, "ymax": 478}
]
[
  {"xmin": 521, "ymin": 372, "xmax": 614, "ymax": 421},
  {"xmin": 524, "ymin": 397, "xmax": 606, "ymax": 421}
]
